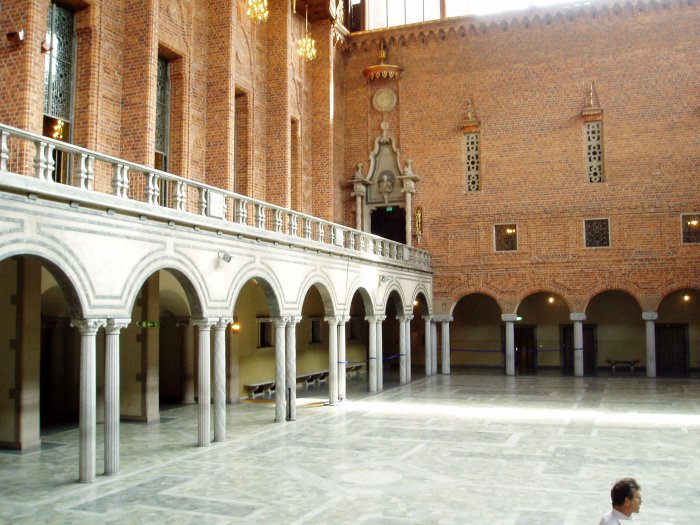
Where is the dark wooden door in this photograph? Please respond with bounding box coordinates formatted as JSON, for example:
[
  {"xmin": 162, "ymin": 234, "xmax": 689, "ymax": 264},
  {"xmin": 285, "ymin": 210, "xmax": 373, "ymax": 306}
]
[
  {"xmin": 656, "ymin": 324, "xmax": 688, "ymax": 376},
  {"xmin": 515, "ymin": 325, "xmax": 537, "ymax": 374}
]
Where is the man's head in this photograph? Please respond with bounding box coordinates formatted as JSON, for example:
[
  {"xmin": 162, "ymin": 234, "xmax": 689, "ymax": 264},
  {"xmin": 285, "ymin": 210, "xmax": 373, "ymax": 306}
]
[{"xmin": 611, "ymin": 478, "xmax": 642, "ymax": 516}]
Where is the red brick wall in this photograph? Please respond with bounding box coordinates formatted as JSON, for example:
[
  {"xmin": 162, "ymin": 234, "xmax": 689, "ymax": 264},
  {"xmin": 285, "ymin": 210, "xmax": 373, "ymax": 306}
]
[{"xmin": 343, "ymin": 1, "xmax": 700, "ymax": 312}]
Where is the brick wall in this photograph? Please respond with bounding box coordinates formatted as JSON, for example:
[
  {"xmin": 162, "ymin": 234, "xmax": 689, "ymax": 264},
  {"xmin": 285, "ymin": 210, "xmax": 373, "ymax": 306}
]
[{"xmin": 342, "ymin": 1, "xmax": 700, "ymax": 313}]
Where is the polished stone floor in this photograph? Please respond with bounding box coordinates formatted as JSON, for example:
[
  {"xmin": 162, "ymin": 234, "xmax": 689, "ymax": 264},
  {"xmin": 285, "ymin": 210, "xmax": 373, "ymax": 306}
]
[{"xmin": 1, "ymin": 372, "xmax": 700, "ymax": 525}]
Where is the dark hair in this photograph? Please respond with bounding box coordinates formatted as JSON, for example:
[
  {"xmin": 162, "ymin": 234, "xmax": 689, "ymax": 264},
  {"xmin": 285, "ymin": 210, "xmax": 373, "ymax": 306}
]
[{"xmin": 611, "ymin": 478, "xmax": 640, "ymax": 507}]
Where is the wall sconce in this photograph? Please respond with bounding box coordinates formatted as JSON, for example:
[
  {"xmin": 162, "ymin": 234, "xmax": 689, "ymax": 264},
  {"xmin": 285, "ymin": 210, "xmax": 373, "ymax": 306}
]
[
  {"xmin": 218, "ymin": 251, "xmax": 232, "ymax": 263},
  {"xmin": 231, "ymin": 317, "xmax": 241, "ymax": 333},
  {"xmin": 6, "ymin": 30, "xmax": 24, "ymax": 45}
]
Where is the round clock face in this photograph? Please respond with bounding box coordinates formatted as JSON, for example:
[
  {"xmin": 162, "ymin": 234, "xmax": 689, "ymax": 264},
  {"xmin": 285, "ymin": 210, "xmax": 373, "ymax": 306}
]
[{"xmin": 372, "ymin": 87, "xmax": 397, "ymax": 113}]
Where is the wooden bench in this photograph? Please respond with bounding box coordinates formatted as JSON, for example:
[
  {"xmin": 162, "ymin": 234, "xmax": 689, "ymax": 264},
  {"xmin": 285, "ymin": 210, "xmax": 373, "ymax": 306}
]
[
  {"xmin": 243, "ymin": 381, "xmax": 276, "ymax": 398},
  {"xmin": 607, "ymin": 359, "xmax": 640, "ymax": 373},
  {"xmin": 245, "ymin": 366, "xmax": 364, "ymax": 399}
]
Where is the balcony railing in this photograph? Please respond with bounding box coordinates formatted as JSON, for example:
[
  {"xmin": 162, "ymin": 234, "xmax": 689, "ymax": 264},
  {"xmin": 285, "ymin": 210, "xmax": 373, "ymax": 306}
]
[{"xmin": 0, "ymin": 123, "xmax": 431, "ymax": 270}]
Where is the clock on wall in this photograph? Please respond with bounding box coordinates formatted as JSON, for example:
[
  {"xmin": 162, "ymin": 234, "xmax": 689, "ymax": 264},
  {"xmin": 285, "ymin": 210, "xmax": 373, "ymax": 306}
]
[{"xmin": 372, "ymin": 87, "xmax": 397, "ymax": 113}]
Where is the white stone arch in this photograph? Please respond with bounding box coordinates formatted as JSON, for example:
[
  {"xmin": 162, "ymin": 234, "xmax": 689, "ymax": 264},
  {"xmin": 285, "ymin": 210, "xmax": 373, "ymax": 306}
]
[
  {"xmin": 297, "ymin": 272, "xmax": 339, "ymax": 317},
  {"xmin": 345, "ymin": 282, "xmax": 377, "ymax": 317},
  {"xmin": 411, "ymin": 283, "xmax": 433, "ymax": 316},
  {"xmin": 0, "ymin": 241, "xmax": 88, "ymax": 318},
  {"xmin": 124, "ymin": 255, "xmax": 207, "ymax": 318},
  {"xmin": 380, "ymin": 283, "xmax": 406, "ymax": 315},
  {"xmin": 228, "ymin": 266, "xmax": 285, "ymax": 318}
]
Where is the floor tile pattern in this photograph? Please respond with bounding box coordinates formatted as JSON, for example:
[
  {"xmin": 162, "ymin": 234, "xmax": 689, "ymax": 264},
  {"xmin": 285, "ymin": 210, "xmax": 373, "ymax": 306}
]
[{"xmin": 1, "ymin": 373, "xmax": 699, "ymax": 524}]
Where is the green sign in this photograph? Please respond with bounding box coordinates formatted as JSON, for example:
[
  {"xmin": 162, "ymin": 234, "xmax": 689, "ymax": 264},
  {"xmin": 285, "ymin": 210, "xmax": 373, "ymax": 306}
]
[{"xmin": 136, "ymin": 320, "xmax": 160, "ymax": 329}]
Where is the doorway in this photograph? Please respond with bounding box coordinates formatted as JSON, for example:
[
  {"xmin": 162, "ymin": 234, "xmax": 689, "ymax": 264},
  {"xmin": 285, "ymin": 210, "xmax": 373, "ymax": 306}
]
[
  {"xmin": 560, "ymin": 324, "xmax": 597, "ymax": 375},
  {"xmin": 370, "ymin": 205, "xmax": 406, "ymax": 244},
  {"xmin": 514, "ymin": 324, "xmax": 536, "ymax": 374},
  {"xmin": 655, "ymin": 324, "xmax": 689, "ymax": 376}
]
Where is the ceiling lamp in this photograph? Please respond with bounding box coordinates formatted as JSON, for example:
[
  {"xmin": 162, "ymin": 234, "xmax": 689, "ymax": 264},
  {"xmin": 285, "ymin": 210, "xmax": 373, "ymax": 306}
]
[
  {"xmin": 297, "ymin": 6, "xmax": 317, "ymax": 62},
  {"xmin": 246, "ymin": 0, "xmax": 269, "ymax": 24},
  {"xmin": 363, "ymin": 40, "xmax": 403, "ymax": 81}
]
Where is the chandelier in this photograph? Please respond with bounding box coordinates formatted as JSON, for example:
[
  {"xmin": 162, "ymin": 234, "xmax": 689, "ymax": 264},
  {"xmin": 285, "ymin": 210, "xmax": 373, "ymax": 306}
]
[
  {"xmin": 246, "ymin": 0, "xmax": 268, "ymax": 24},
  {"xmin": 297, "ymin": 6, "xmax": 317, "ymax": 62}
]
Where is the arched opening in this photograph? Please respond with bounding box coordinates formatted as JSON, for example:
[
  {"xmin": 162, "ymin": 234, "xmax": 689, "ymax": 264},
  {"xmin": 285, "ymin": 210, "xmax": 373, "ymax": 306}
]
[
  {"xmin": 586, "ymin": 290, "xmax": 643, "ymax": 375},
  {"xmin": 296, "ymin": 285, "xmax": 332, "ymax": 400},
  {"xmin": 410, "ymin": 292, "xmax": 429, "ymax": 377},
  {"xmin": 657, "ymin": 289, "xmax": 700, "ymax": 377},
  {"xmin": 514, "ymin": 292, "xmax": 570, "ymax": 375},
  {"xmin": 232, "ymin": 278, "xmax": 280, "ymax": 402},
  {"xmin": 0, "ymin": 255, "xmax": 83, "ymax": 450},
  {"xmin": 345, "ymin": 289, "xmax": 371, "ymax": 398},
  {"xmin": 451, "ymin": 293, "xmax": 502, "ymax": 372},
  {"xmin": 381, "ymin": 290, "xmax": 404, "ymax": 388}
]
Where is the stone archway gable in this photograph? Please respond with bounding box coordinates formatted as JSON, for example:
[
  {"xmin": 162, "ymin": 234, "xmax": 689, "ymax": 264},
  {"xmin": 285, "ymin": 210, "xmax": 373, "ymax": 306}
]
[
  {"xmin": 123, "ymin": 257, "xmax": 207, "ymax": 319},
  {"xmin": 228, "ymin": 269, "xmax": 285, "ymax": 319},
  {"xmin": 297, "ymin": 274, "xmax": 339, "ymax": 318},
  {"xmin": 0, "ymin": 246, "xmax": 87, "ymax": 319},
  {"xmin": 345, "ymin": 283, "xmax": 376, "ymax": 317},
  {"xmin": 410, "ymin": 283, "xmax": 432, "ymax": 314},
  {"xmin": 380, "ymin": 284, "xmax": 406, "ymax": 314}
]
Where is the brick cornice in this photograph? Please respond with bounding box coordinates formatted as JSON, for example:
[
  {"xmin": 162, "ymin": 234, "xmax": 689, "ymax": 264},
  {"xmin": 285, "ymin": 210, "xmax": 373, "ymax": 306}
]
[{"xmin": 346, "ymin": 0, "xmax": 697, "ymax": 53}]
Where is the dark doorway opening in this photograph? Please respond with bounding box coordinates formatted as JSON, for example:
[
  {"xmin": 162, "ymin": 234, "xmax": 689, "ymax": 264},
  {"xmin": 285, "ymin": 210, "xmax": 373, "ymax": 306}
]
[
  {"xmin": 560, "ymin": 324, "xmax": 597, "ymax": 375},
  {"xmin": 370, "ymin": 206, "xmax": 405, "ymax": 244},
  {"xmin": 656, "ymin": 324, "xmax": 689, "ymax": 376},
  {"xmin": 503, "ymin": 324, "xmax": 537, "ymax": 374}
]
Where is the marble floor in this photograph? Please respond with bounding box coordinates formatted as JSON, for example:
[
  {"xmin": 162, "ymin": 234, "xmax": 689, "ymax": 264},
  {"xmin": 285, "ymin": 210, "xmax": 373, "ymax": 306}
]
[{"xmin": 1, "ymin": 372, "xmax": 700, "ymax": 525}]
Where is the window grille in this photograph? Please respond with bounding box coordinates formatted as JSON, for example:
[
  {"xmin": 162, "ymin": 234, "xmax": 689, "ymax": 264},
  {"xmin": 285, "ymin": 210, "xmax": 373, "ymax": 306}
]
[
  {"xmin": 585, "ymin": 219, "xmax": 610, "ymax": 247},
  {"xmin": 44, "ymin": 3, "xmax": 75, "ymax": 121},
  {"xmin": 585, "ymin": 121, "xmax": 604, "ymax": 183},
  {"xmin": 465, "ymin": 132, "xmax": 480, "ymax": 192}
]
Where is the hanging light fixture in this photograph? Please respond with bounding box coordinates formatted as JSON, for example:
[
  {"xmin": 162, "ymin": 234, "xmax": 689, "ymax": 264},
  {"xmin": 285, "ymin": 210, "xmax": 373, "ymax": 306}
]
[
  {"xmin": 246, "ymin": 0, "xmax": 269, "ymax": 24},
  {"xmin": 297, "ymin": 6, "xmax": 317, "ymax": 62}
]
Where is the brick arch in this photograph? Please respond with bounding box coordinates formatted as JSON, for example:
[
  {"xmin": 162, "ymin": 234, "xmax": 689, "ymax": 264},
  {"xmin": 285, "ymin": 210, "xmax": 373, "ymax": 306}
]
[
  {"xmin": 582, "ymin": 285, "xmax": 643, "ymax": 313},
  {"xmin": 448, "ymin": 290, "xmax": 502, "ymax": 318},
  {"xmin": 654, "ymin": 284, "xmax": 700, "ymax": 311},
  {"xmin": 448, "ymin": 284, "xmax": 505, "ymax": 314},
  {"xmin": 514, "ymin": 287, "xmax": 573, "ymax": 314}
]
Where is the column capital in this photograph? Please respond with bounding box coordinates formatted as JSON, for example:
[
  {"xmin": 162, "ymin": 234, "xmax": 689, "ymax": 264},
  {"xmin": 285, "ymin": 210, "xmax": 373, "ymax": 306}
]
[
  {"xmin": 365, "ymin": 315, "xmax": 380, "ymax": 323},
  {"xmin": 287, "ymin": 315, "xmax": 303, "ymax": 325},
  {"xmin": 376, "ymin": 315, "xmax": 387, "ymax": 323},
  {"xmin": 422, "ymin": 315, "xmax": 433, "ymax": 322},
  {"xmin": 324, "ymin": 316, "xmax": 343, "ymax": 325},
  {"xmin": 272, "ymin": 317, "xmax": 291, "ymax": 328},
  {"xmin": 191, "ymin": 317, "xmax": 218, "ymax": 330},
  {"xmin": 569, "ymin": 312, "xmax": 586, "ymax": 322},
  {"xmin": 434, "ymin": 315, "xmax": 453, "ymax": 323},
  {"xmin": 216, "ymin": 318, "xmax": 232, "ymax": 330},
  {"xmin": 339, "ymin": 315, "xmax": 352, "ymax": 324},
  {"xmin": 71, "ymin": 318, "xmax": 106, "ymax": 335},
  {"xmin": 642, "ymin": 311, "xmax": 658, "ymax": 321},
  {"xmin": 501, "ymin": 313, "xmax": 518, "ymax": 322},
  {"xmin": 105, "ymin": 318, "xmax": 131, "ymax": 335},
  {"xmin": 397, "ymin": 314, "xmax": 414, "ymax": 323}
]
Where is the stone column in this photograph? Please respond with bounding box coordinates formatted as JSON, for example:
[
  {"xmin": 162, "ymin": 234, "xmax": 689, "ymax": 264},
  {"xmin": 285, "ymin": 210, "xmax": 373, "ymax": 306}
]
[
  {"xmin": 273, "ymin": 318, "xmax": 288, "ymax": 422},
  {"xmin": 213, "ymin": 318, "xmax": 230, "ymax": 442},
  {"xmin": 398, "ymin": 315, "xmax": 408, "ymax": 384},
  {"xmin": 423, "ymin": 316, "xmax": 432, "ymax": 376},
  {"xmin": 366, "ymin": 316, "xmax": 378, "ymax": 393},
  {"xmin": 405, "ymin": 315, "xmax": 413, "ymax": 382},
  {"xmin": 643, "ymin": 312, "xmax": 658, "ymax": 378},
  {"xmin": 502, "ymin": 314, "xmax": 517, "ymax": 376},
  {"xmin": 192, "ymin": 318, "xmax": 216, "ymax": 446},
  {"xmin": 376, "ymin": 315, "xmax": 386, "ymax": 391},
  {"xmin": 338, "ymin": 316, "xmax": 350, "ymax": 402},
  {"xmin": 431, "ymin": 321, "xmax": 438, "ymax": 376},
  {"xmin": 71, "ymin": 318, "xmax": 106, "ymax": 483},
  {"xmin": 325, "ymin": 317, "xmax": 339, "ymax": 405},
  {"xmin": 570, "ymin": 313, "xmax": 586, "ymax": 377},
  {"xmin": 441, "ymin": 317, "xmax": 452, "ymax": 375},
  {"xmin": 181, "ymin": 319, "xmax": 195, "ymax": 404},
  {"xmin": 104, "ymin": 318, "xmax": 130, "ymax": 476},
  {"xmin": 285, "ymin": 316, "xmax": 301, "ymax": 421}
]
